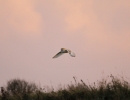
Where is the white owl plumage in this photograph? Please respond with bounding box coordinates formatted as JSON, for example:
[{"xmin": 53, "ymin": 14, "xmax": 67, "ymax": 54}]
[{"xmin": 53, "ymin": 48, "xmax": 76, "ymax": 58}]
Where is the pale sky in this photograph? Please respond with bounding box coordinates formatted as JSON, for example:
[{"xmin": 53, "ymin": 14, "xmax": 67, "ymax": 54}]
[{"xmin": 0, "ymin": 0, "xmax": 130, "ymax": 88}]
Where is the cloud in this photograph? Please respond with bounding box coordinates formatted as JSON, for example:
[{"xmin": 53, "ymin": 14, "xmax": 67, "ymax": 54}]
[
  {"xmin": 52, "ymin": 0, "xmax": 107, "ymax": 44},
  {"xmin": 56, "ymin": 0, "xmax": 107, "ymax": 47},
  {"xmin": 56, "ymin": 1, "xmax": 93, "ymax": 31},
  {"xmin": 1, "ymin": 0, "xmax": 129, "ymax": 51},
  {"xmin": 60, "ymin": 0, "xmax": 130, "ymax": 46},
  {"xmin": 92, "ymin": 0, "xmax": 130, "ymax": 52},
  {"xmin": 63, "ymin": 1, "xmax": 90, "ymax": 31},
  {"xmin": 0, "ymin": 0, "xmax": 42, "ymax": 39}
]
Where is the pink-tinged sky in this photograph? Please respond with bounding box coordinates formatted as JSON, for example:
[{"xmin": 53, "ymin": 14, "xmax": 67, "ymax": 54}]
[{"xmin": 0, "ymin": 0, "xmax": 130, "ymax": 88}]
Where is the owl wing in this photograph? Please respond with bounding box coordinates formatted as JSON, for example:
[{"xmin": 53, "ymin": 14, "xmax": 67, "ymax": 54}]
[
  {"xmin": 69, "ymin": 51, "xmax": 76, "ymax": 57},
  {"xmin": 52, "ymin": 52, "xmax": 65, "ymax": 58}
]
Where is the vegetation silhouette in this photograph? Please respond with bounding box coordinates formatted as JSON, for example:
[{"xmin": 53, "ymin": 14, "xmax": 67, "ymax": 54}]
[{"xmin": 0, "ymin": 74, "xmax": 130, "ymax": 100}]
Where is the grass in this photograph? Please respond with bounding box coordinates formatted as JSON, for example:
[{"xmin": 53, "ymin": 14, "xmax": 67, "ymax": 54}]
[{"xmin": 0, "ymin": 74, "xmax": 130, "ymax": 100}]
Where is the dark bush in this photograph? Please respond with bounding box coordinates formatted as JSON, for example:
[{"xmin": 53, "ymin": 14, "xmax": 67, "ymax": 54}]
[{"xmin": 6, "ymin": 78, "xmax": 38, "ymax": 99}]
